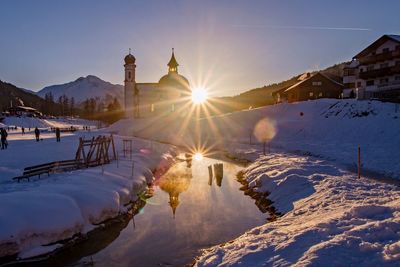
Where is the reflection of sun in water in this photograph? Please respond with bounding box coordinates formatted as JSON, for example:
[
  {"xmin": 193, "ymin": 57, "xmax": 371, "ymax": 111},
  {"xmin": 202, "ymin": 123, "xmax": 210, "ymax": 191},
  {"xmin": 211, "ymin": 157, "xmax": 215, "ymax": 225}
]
[
  {"xmin": 193, "ymin": 152, "xmax": 203, "ymax": 161},
  {"xmin": 191, "ymin": 87, "xmax": 208, "ymax": 104}
]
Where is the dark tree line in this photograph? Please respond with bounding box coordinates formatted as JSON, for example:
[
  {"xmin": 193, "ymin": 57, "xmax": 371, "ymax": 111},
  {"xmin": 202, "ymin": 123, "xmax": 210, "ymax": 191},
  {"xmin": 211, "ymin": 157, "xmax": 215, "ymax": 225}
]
[
  {"xmin": 41, "ymin": 92, "xmax": 76, "ymax": 116},
  {"xmin": 82, "ymin": 96, "xmax": 123, "ymax": 124},
  {"xmin": 39, "ymin": 92, "xmax": 123, "ymax": 124}
]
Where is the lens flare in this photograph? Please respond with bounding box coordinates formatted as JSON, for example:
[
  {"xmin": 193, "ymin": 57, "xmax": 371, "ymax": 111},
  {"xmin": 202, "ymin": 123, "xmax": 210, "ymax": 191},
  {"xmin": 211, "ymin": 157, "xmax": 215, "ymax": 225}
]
[
  {"xmin": 253, "ymin": 118, "xmax": 277, "ymax": 142},
  {"xmin": 191, "ymin": 87, "xmax": 208, "ymax": 104}
]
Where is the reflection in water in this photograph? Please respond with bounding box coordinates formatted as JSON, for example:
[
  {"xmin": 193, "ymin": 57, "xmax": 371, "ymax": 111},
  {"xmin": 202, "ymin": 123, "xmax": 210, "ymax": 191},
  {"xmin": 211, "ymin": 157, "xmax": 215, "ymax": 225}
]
[
  {"xmin": 208, "ymin": 163, "xmax": 224, "ymax": 187},
  {"xmin": 157, "ymin": 164, "xmax": 192, "ymax": 218},
  {"xmin": 72, "ymin": 155, "xmax": 266, "ymax": 267}
]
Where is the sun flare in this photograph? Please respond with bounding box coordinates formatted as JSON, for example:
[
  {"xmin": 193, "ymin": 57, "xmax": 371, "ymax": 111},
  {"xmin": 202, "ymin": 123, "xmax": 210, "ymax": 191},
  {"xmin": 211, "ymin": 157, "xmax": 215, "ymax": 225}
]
[
  {"xmin": 193, "ymin": 152, "xmax": 204, "ymax": 161},
  {"xmin": 191, "ymin": 87, "xmax": 208, "ymax": 104}
]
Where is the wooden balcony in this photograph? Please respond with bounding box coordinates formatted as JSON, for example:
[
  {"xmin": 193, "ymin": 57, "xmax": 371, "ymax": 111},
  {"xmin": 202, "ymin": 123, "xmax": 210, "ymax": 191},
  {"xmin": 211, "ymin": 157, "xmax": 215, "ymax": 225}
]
[
  {"xmin": 359, "ymin": 65, "xmax": 400, "ymax": 79},
  {"xmin": 358, "ymin": 47, "xmax": 400, "ymax": 65}
]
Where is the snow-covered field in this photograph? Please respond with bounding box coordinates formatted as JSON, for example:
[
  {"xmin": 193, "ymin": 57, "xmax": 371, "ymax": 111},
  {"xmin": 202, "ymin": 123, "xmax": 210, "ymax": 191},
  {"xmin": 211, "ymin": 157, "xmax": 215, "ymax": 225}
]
[
  {"xmin": 2, "ymin": 116, "xmax": 97, "ymax": 129},
  {"xmin": 195, "ymin": 153, "xmax": 400, "ymax": 266},
  {"xmin": 0, "ymin": 120, "xmax": 176, "ymax": 258}
]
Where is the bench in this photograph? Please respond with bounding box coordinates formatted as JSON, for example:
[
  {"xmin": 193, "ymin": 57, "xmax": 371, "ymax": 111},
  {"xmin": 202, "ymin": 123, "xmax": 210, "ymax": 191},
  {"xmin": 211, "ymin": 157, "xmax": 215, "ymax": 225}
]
[{"xmin": 13, "ymin": 159, "xmax": 82, "ymax": 182}]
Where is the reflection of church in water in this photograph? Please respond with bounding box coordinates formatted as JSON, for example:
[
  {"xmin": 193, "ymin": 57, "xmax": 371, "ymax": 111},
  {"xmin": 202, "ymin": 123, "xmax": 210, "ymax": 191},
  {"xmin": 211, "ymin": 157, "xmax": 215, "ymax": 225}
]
[
  {"xmin": 124, "ymin": 49, "xmax": 191, "ymax": 118},
  {"xmin": 158, "ymin": 164, "xmax": 192, "ymax": 218}
]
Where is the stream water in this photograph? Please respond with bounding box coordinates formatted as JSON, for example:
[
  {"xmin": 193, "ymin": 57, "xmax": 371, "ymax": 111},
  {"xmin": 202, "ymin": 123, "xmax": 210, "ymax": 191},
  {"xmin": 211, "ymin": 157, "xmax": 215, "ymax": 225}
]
[{"xmin": 70, "ymin": 156, "xmax": 266, "ymax": 266}]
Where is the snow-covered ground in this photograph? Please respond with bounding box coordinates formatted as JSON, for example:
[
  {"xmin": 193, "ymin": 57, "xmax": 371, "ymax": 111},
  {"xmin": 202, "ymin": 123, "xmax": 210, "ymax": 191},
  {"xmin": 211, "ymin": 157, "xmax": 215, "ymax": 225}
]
[
  {"xmin": 0, "ymin": 121, "xmax": 176, "ymax": 258},
  {"xmin": 2, "ymin": 116, "xmax": 97, "ymax": 130},
  {"xmin": 195, "ymin": 153, "xmax": 400, "ymax": 266},
  {"xmin": 2, "ymin": 99, "xmax": 399, "ymax": 264}
]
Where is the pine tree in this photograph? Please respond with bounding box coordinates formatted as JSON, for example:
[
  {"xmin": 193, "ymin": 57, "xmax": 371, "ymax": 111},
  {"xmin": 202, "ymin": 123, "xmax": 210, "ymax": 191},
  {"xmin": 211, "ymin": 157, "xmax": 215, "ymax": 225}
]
[{"xmin": 70, "ymin": 97, "xmax": 75, "ymax": 116}]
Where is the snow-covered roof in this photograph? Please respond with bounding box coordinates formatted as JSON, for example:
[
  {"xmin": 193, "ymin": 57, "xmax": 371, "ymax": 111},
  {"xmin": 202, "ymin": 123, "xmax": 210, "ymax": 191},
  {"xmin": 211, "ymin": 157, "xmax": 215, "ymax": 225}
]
[{"xmin": 387, "ymin": 34, "xmax": 400, "ymax": 42}]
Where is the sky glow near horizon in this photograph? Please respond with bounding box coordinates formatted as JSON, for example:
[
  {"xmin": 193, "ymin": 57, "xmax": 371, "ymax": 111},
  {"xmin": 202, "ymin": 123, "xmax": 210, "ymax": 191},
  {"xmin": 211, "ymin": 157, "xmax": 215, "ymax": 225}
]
[{"xmin": 0, "ymin": 0, "xmax": 399, "ymax": 96}]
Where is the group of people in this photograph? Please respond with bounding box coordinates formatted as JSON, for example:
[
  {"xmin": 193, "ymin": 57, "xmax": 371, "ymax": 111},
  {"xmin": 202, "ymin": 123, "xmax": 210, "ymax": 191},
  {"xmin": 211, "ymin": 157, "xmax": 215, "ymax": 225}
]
[{"xmin": 0, "ymin": 126, "xmax": 62, "ymax": 149}]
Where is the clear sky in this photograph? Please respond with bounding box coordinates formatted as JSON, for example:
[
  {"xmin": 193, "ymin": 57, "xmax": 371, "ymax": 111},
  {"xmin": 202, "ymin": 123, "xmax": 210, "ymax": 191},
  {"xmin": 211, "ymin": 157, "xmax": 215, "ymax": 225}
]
[{"xmin": 0, "ymin": 0, "xmax": 399, "ymax": 96}]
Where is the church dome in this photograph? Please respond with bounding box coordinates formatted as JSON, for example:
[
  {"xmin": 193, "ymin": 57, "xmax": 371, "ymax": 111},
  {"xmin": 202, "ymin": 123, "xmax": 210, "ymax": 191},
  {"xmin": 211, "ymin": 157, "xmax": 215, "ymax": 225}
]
[
  {"xmin": 124, "ymin": 53, "xmax": 136, "ymax": 64},
  {"xmin": 159, "ymin": 72, "xmax": 191, "ymax": 97},
  {"xmin": 159, "ymin": 72, "xmax": 189, "ymax": 89}
]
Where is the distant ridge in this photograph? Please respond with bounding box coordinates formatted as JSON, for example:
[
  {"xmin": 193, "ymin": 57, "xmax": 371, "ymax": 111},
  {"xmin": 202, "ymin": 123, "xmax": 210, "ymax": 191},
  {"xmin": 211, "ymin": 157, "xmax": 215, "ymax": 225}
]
[{"xmin": 37, "ymin": 75, "xmax": 123, "ymax": 104}]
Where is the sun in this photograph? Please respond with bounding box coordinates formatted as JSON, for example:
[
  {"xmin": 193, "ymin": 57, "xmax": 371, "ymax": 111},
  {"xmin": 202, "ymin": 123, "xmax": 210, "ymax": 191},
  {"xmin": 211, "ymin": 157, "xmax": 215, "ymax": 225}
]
[
  {"xmin": 191, "ymin": 87, "xmax": 208, "ymax": 104},
  {"xmin": 193, "ymin": 152, "xmax": 204, "ymax": 161}
]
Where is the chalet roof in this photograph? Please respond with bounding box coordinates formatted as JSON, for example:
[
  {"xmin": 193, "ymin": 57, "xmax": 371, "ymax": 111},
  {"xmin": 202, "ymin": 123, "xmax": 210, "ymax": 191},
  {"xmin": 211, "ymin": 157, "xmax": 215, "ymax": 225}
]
[
  {"xmin": 283, "ymin": 72, "xmax": 343, "ymax": 93},
  {"xmin": 354, "ymin": 34, "xmax": 400, "ymax": 59}
]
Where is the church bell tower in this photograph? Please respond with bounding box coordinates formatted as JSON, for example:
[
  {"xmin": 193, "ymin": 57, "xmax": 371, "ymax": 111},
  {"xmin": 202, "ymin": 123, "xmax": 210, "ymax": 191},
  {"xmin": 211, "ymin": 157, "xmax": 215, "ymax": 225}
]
[{"xmin": 124, "ymin": 49, "xmax": 137, "ymax": 118}]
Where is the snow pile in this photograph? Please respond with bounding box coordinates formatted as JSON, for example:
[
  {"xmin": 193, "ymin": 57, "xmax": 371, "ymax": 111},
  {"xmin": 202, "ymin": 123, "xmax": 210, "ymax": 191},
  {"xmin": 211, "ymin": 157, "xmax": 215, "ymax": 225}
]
[
  {"xmin": 195, "ymin": 154, "xmax": 400, "ymax": 266},
  {"xmin": 0, "ymin": 135, "xmax": 176, "ymax": 258}
]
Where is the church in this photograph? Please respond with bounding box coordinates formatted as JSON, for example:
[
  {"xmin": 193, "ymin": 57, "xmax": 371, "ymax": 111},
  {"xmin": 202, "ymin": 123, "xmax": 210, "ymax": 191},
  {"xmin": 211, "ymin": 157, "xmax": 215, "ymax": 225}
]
[{"xmin": 124, "ymin": 49, "xmax": 191, "ymax": 118}]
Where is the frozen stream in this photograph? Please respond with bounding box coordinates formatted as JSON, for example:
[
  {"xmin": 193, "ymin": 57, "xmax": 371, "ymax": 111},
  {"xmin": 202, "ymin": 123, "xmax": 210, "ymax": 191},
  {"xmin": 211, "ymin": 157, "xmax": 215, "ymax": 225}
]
[{"xmin": 57, "ymin": 156, "xmax": 266, "ymax": 266}]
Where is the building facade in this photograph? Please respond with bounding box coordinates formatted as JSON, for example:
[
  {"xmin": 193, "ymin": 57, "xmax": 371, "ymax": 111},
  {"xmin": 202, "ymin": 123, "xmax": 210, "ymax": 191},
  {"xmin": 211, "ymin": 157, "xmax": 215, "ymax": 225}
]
[
  {"xmin": 124, "ymin": 49, "xmax": 191, "ymax": 118},
  {"xmin": 274, "ymin": 72, "xmax": 343, "ymax": 103},
  {"xmin": 343, "ymin": 35, "xmax": 400, "ymax": 101}
]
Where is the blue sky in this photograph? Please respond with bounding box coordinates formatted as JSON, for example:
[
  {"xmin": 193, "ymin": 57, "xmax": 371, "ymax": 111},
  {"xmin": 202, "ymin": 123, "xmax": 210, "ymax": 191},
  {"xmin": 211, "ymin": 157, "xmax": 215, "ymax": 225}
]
[{"xmin": 0, "ymin": 0, "xmax": 399, "ymax": 96}]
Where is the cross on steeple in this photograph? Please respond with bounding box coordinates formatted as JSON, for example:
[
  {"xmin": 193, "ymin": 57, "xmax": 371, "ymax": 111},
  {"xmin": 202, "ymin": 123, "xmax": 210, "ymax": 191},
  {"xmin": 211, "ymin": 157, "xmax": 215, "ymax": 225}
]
[{"xmin": 168, "ymin": 48, "xmax": 179, "ymax": 73}]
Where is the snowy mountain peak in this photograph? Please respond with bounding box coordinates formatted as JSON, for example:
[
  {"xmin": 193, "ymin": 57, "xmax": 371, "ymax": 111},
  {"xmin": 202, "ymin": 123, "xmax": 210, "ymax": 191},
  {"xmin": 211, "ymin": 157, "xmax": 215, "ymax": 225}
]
[{"xmin": 38, "ymin": 75, "xmax": 123, "ymax": 104}]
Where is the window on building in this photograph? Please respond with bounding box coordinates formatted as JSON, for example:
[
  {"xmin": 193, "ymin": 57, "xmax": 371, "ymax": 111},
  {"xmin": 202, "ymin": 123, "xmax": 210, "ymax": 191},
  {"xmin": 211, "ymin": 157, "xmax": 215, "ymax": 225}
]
[
  {"xmin": 357, "ymin": 82, "xmax": 362, "ymax": 87},
  {"xmin": 367, "ymin": 65, "xmax": 375, "ymax": 71},
  {"xmin": 395, "ymin": 76, "xmax": 400, "ymax": 81},
  {"xmin": 382, "ymin": 48, "xmax": 390, "ymax": 53},
  {"xmin": 366, "ymin": 80, "xmax": 374, "ymax": 86},
  {"xmin": 309, "ymin": 92, "xmax": 314, "ymax": 97},
  {"xmin": 128, "ymin": 72, "xmax": 131, "ymax": 79},
  {"xmin": 380, "ymin": 63, "xmax": 389, "ymax": 69},
  {"xmin": 396, "ymin": 61, "xmax": 400, "ymax": 66},
  {"xmin": 318, "ymin": 92, "xmax": 323, "ymax": 97},
  {"xmin": 312, "ymin": 81, "xmax": 322, "ymax": 86}
]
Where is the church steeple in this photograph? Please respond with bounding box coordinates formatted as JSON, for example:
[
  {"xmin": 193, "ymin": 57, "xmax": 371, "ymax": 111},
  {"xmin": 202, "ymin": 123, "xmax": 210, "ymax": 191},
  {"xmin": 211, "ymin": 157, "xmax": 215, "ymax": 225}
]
[{"xmin": 167, "ymin": 48, "xmax": 179, "ymax": 73}]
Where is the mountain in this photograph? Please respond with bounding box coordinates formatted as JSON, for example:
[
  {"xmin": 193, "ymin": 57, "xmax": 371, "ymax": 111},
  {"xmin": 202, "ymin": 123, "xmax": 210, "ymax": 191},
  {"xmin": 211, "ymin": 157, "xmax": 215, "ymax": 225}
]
[
  {"xmin": 0, "ymin": 80, "xmax": 60, "ymax": 114},
  {"xmin": 37, "ymin": 75, "xmax": 124, "ymax": 105}
]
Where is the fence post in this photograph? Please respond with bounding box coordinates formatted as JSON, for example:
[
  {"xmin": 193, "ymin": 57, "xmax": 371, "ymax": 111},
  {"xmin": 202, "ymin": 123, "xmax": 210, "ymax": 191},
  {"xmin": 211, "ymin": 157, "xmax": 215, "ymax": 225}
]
[
  {"xmin": 358, "ymin": 145, "xmax": 361, "ymax": 179},
  {"xmin": 263, "ymin": 141, "xmax": 266, "ymax": 155},
  {"xmin": 131, "ymin": 161, "xmax": 135, "ymax": 178}
]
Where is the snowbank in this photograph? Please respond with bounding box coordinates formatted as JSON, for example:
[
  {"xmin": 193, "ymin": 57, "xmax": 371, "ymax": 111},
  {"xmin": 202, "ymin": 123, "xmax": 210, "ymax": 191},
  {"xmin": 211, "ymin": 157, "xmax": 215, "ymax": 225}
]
[
  {"xmin": 0, "ymin": 135, "xmax": 176, "ymax": 258},
  {"xmin": 195, "ymin": 153, "xmax": 400, "ymax": 266}
]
